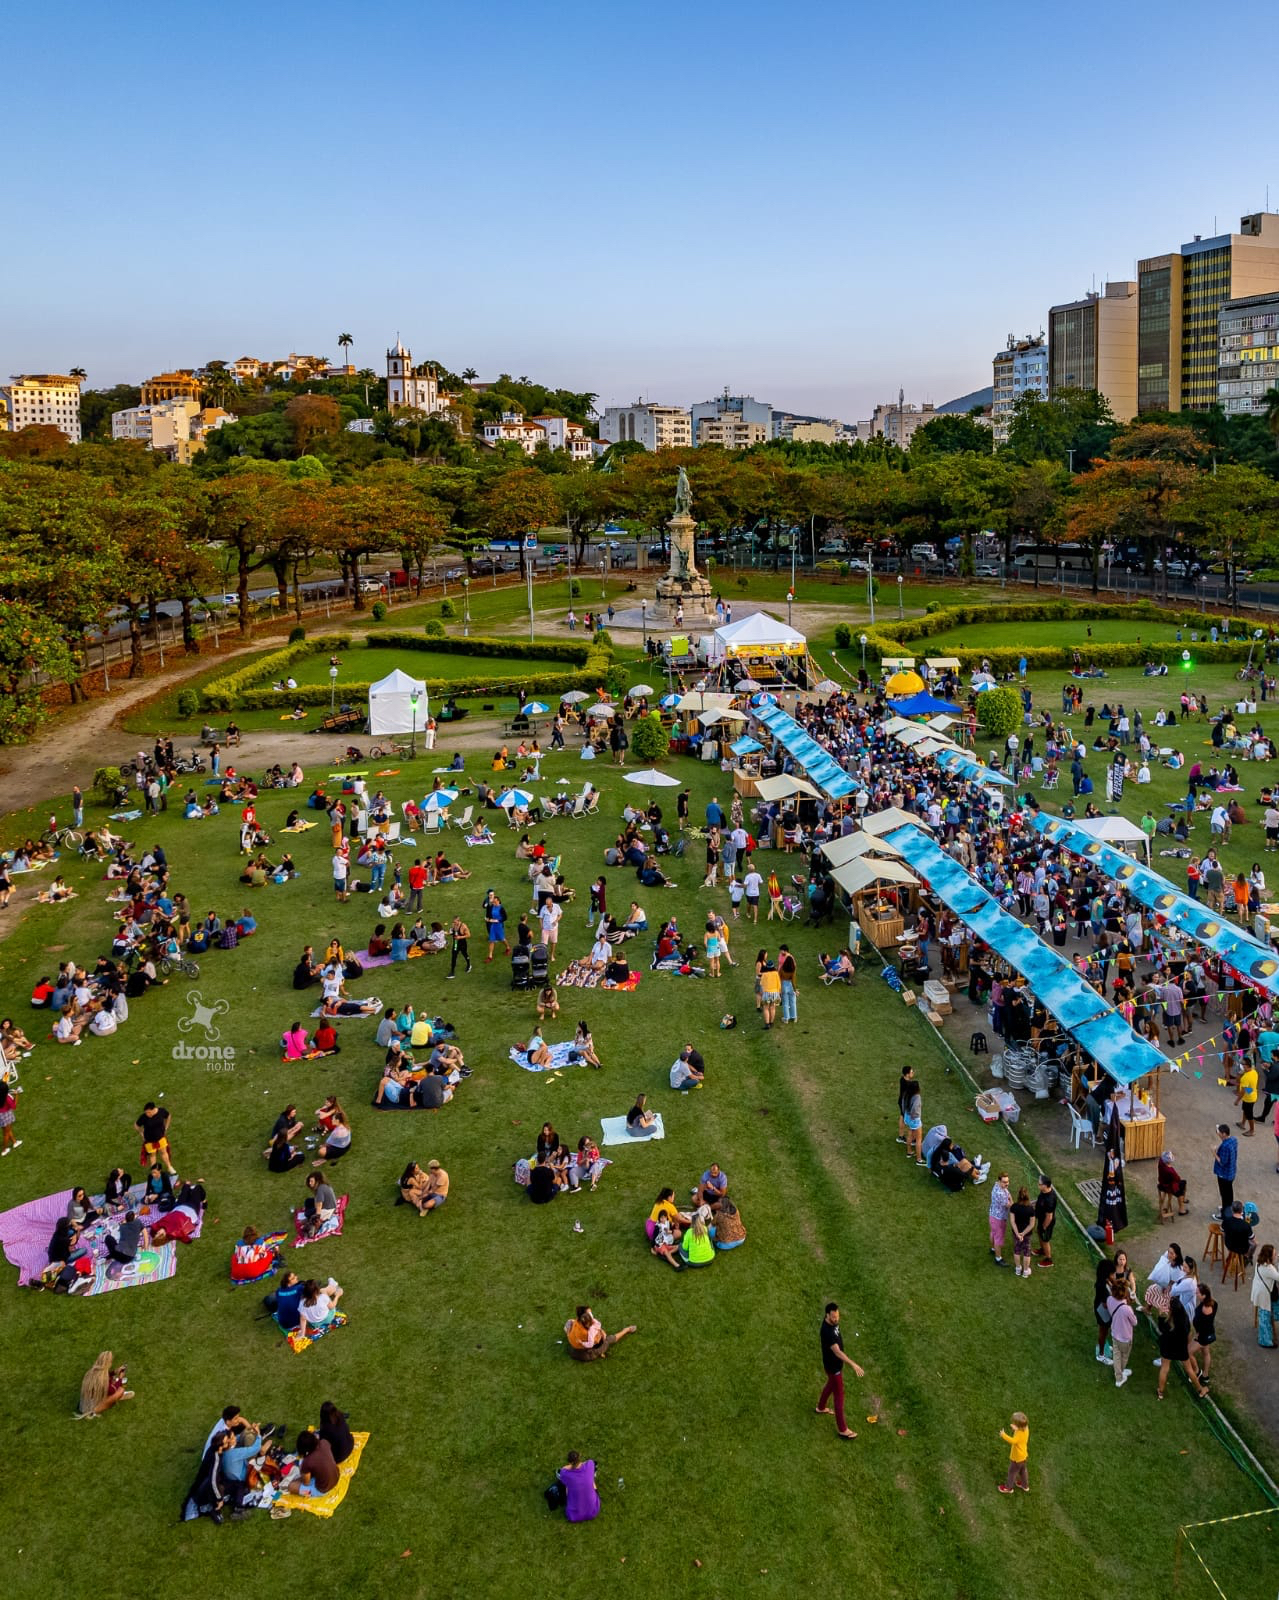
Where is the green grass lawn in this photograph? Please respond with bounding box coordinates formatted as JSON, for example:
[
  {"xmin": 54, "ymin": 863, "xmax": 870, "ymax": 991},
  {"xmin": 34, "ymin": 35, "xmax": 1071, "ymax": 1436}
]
[
  {"xmin": 910, "ymin": 618, "xmax": 1190, "ymax": 651},
  {"xmin": 0, "ymin": 743, "xmax": 1272, "ymax": 1600}
]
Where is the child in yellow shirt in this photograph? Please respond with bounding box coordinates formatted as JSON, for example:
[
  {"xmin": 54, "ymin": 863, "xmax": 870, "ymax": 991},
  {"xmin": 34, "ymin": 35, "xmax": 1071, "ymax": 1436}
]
[{"xmin": 997, "ymin": 1411, "xmax": 1030, "ymax": 1494}]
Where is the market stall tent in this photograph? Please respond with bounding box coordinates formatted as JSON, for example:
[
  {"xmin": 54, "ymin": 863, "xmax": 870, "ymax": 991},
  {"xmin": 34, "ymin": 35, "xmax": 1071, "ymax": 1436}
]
[
  {"xmin": 1069, "ymin": 815, "xmax": 1152, "ymax": 866},
  {"xmin": 367, "ymin": 668, "xmax": 428, "ymax": 736},
  {"xmin": 709, "ymin": 612, "xmax": 807, "ymax": 660}
]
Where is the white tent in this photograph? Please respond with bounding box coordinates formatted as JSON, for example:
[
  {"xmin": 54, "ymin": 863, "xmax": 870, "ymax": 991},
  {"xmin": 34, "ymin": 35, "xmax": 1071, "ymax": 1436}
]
[
  {"xmin": 1069, "ymin": 815, "xmax": 1152, "ymax": 865},
  {"xmin": 367, "ymin": 668, "xmax": 429, "ymax": 736},
  {"xmin": 829, "ymin": 856, "xmax": 920, "ymax": 897},
  {"xmin": 820, "ymin": 830, "xmax": 905, "ymax": 869},
  {"xmin": 708, "ymin": 612, "xmax": 807, "ymax": 661}
]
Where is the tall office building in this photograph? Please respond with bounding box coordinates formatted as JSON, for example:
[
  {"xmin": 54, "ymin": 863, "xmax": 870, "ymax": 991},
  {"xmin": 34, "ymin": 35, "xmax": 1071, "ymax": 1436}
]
[
  {"xmin": 1138, "ymin": 213, "xmax": 1279, "ymax": 413},
  {"xmin": 1218, "ymin": 290, "xmax": 1279, "ymax": 418},
  {"xmin": 991, "ymin": 334, "xmax": 1047, "ymax": 445},
  {"xmin": 1047, "ymin": 281, "xmax": 1138, "ymax": 422},
  {"xmin": 0, "ymin": 374, "xmax": 84, "ymax": 441},
  {"xmin": 598, "ymin": 401, "xmax": 692, "ymax": 451}
]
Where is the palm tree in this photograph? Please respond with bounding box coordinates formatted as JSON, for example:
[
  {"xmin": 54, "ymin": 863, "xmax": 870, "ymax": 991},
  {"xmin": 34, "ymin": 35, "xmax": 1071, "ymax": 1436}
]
[
  {"xmin": 69, "ymin": 366, "xmax": 86, "ymax": 382},
  {"xmin": 1263, "ymin": 386, "xmax": 1279, "ymax": 438},
  {"xmin": 338, "ymin": 332, "xmax": 353, "ymax": 371},
  {"xmin": 462, "ymin": 367, "xmax": 478, "ymax": 383}
]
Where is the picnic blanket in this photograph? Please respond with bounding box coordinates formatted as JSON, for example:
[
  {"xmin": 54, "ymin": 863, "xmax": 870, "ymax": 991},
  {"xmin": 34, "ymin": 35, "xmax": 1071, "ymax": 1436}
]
[
  {"xmin": 228, "ymin": 1230, "xmax": 290, "ymax": 1285},
  {"xmin": 462, "ymin": 835, "xmax": 494, "ymax": 847},
  {"xmin": 0, "ymin": 1187, "xmax": 74, "ymax": 1285},
  {"xmin": 109, "ymin": 810, "xmax": 144, "ymax": 822},
  {"xmin": 508, "ymin": 1041, "xmax": 585, "ymax": 1073},
  {"xmin": 90, "ymin": 1181, "xmax": 206, "ymax": 1242},
  {"xmin": 310, "ymin": 1000, "xmax": 384, "ymax": 1020},
  {"xmin": 292, "ymin": 1194, "xmax": 348, "ymax": 1249},
  {"xmin": 286, "ymin": 1309, "xmax": 348, "ymax": 1355},
  {"xmin": 281, "ymin": 821, "xmax": 317, "ymax": 833},
  {"xmin": 274, "ymin": 1432, "xmax": 370, "ymax": 1516},
  {"xmin": 35, "ymin": 889, "xmax": 77, "ymax": 904},
  {"xmin": 555, "ymin": 967, "xmax": 643, "ymax": 992},
  {"xmin": 348, "ymin": 950, "xmax": 394, "ymax": 970},
  {"xmin": 652, "ymin": 960, "xmax": 706, "ymax": 978},
  {"xmin": 86, "ymin": 1240, "xmax": 178, "ymax": 1296},
  {"xmin": 600, "ymin": 1112, "xmax": 665, "ymax": 1146}
]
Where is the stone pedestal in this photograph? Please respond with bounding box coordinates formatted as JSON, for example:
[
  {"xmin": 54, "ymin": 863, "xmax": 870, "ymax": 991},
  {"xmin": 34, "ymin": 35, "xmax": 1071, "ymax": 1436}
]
[{"xmin": 654, "ymin": 510, "xmax": 715, "ymax": 624}]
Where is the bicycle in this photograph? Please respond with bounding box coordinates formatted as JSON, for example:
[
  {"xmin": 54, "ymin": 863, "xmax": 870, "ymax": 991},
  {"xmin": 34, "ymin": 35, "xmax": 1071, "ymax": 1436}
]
[
  {"xmin": 40, "ymin": 823, "xmax": 83, "ymax": 850},
  {"xmin": 160, "ymin": 954, "xmax": 201, "ymax": 979},
  {"xmin": 368, "ymin": 741, "xmax": 412, "ymax": 760}
]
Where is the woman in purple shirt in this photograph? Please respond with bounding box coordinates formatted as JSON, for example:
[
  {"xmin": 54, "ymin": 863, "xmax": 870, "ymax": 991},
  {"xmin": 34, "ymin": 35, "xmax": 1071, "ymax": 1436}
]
[{"xmin": 557, "ymin": 1451, "xmax": 600, "ymax": 1522}]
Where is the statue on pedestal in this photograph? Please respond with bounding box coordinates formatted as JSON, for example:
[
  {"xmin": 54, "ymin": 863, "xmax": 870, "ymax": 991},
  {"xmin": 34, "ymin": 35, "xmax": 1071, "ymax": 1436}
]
[
  {"xmin": 674, "ymin": 465, "xmax": 693, "ymax": 517},
  {"xmin": 653, "ymin": 464, "xmax": 715, "ymax": 625}
]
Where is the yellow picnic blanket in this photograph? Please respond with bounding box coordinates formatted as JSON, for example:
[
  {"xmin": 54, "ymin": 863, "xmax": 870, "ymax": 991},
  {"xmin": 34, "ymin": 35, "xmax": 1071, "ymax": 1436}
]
[
  {"xmin": 274, "ymin": 1431, "xmax": 370, "ymax": 1519},
  {"xmin": 281, "ymin": 821, "xmax": 317, "ymax": 833}
]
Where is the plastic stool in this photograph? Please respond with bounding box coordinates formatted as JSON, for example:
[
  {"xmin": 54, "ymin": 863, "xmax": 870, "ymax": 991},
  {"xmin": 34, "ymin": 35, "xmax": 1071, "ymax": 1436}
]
[
  {"xmin": 1203, "ymin": 1224, "xmax": 1224, "ymax": 1267},
  {"xmin": 970, "ymin": 1032, "xmax": 988, "ymax": 1055}
]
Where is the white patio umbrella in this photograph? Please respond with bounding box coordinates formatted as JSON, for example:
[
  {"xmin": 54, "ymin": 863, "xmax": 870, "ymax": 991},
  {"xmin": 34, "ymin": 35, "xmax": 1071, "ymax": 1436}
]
[
  {"xmin": 421, "ymin": 790, "xmax": 458, "ymax": 811},
  {"xmin": 734, "ymin": 677, "xmax": 761, "ymax": 692},
  {"xmin": 970, "ymin": 672, "xmax": 997, "ymax": 689},
  {"xmin": 626, "ymin": 683, "xmax": 655, "ymax": 698},
  {"xmin": 524, "ymin": 701, "xmax": 549, "ymax": 715},
  {"xmin": 496, "ymin": 788, "xmax": 534, "ymax": 809},
  {"xmin": 586, "ymin": 703, "xmax": 617, "ymax": 718},
  {"xmin": 562, "ymin": 690, "xmax": 589, "ymax": 703},
  {"xmin": 624, "ymin": 769, "xmax": 682, "ymax": 787},
  {"xmin": 659, "ymin": 692, "xmax": 681, "ymax": 709},
  {"xmin": 814, "ymin": 678, "xmax": 840, "ymax": 694}
]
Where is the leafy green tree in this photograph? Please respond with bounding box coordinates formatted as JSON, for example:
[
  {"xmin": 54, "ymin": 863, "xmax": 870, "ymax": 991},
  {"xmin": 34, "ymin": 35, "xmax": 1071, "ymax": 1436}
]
[
  {"xmin": 975, "ymin": 686, "xmax": 1022, "ymax": 741},
  {"xmin": 0, "ymin": 601, "xmax": 75, "ymax": 742},
  {"xmin": 1005, "ymin": 388, "xmax": 1115, "ymax": 467},
  {"xmin": 629, "ymin": 712, "xmax": 668, "ymax": 764},
  {"xmin": 911, "ymin": 411, "xmax": 993, "ymax": 457}
]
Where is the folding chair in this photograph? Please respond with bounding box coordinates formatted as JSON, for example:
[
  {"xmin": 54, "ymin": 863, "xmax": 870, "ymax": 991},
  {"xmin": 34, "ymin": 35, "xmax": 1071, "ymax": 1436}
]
[
  {"xmin": 422, "ymin": 811, "xmax": 444, "ymax": 837},
  {"xmin": 449, "ymin": 805, "xmax": 473, "ymax": 832}
]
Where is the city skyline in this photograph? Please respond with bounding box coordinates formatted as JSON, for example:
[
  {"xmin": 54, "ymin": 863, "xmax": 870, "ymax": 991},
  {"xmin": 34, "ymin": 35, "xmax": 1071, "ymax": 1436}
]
[{"xmin": 6, "ymin": 0, "xmax": 1279, "ymax": 420}]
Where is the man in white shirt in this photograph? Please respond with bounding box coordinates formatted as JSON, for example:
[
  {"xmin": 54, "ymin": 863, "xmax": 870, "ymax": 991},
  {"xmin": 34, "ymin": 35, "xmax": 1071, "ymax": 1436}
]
[
  {"xmin": 1210, "ymin": 803, "xmax": 1229, "ymax": 840},
  {"xmin": 332, "ymin": 850, "xmax": 349, "ymax": 903},
  {"xmin": 742, "ymin": 868, "xmax": 764, "ymax": 922},
  {"xmin": 540, "ymin": 899, "xmax": 561, "ymax": 952}
]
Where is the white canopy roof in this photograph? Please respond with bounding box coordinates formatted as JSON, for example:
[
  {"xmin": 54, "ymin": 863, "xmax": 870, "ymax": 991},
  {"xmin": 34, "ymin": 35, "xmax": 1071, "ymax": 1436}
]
[
  {"xmin": 677, "ymin": 690, "xmax": 736, "ymax": 713},
  {"xmin": 861, "ymin": 805, "xmax": 933, "ymax": 837},
  {"xmin": 830, "ymin": 856, "xmax": 920, "ymax": 896},
  {"xmin": 924, "ymin": 656, "xmax": 961, "ymax": 670},
  {"xmin": 820, "ymin": 830, "xmax": 904, "ymax": 868},
  {"xmin": 756, "ymin": 774, "xmax": 823, "ymax": 802},
  {"xmin": 714, "ymin": 611, "xmax": 807, "ymax": 649},
  {"xmin": 367, "ymin": 668, "xmax": 428, "ymax": 736},
  {"xmin": 1069, "ymin": 815, "xmax": 1152, "ymax": 863},
  {"xmin": 881, "ymin": 656, "xmax": 916, "ymax": 671}
]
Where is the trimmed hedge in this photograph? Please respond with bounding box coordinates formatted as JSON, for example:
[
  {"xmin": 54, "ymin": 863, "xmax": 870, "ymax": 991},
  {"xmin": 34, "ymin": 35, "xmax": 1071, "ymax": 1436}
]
[
  {"xmin": 859, "ymin": 601, "xmax": 1261, "ymax": 673},
  {"xmin": 202, "ymin": 631, "xmax": 612, "ymax": 711}
]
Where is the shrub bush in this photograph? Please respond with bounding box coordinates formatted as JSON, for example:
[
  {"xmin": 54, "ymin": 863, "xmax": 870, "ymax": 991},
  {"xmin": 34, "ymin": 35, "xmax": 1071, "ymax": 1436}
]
[
  {"xmin": 976, "ymin": 686, "xmax": 1023, "ymax": 740},
  {"xmin": 175, "ymin": 687, "xmax": 199, "ymax": 718},
  {"xmin": 593, "ymin": 629, "xmax": 613, "ymax": 650},
  {"xmin": 371, "ymin": 601, "xmax": 387, "ymax": 622},
  {"xmin": 833, "ymin": 623, "xmax": 851, "ymax": 650},
  {"xmin": 630, "ymin": 712, "xmax": 668, "ymax": 764},
  {"xmin": 93, "ymin": 766, "xmax": 122, "ymax": 799},
  {"xmin": 423, "ymin": 620, "xmax": 446, "ymax": 638},
  {"xmin": 288, "ymin": 626, "xmax": 306, "ymax": 644},
  {"xmin": 199, "ymin": 634, "xmax": 353, "ymax": 711},
  {"xmin": 440, "ymin": 599, "xmax": 456, "ymax": 619},
  {"xmin": 568, "ymin": 579, "xmax": 581, "ymax": 599}
]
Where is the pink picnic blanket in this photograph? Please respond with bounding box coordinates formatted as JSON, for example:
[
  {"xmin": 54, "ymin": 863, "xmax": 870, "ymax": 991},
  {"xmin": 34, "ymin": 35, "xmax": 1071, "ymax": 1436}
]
[
  {"xmin": 349, "ymin": 950, "xmax": 395, "ymax": 970},
  {"xmin": 292, "ymin": 1194, "xmax": 348, "ymax": 1248},
  {"xmin": 0, "ymin": 1188, "xmax": 74, "ymax": 1285}
]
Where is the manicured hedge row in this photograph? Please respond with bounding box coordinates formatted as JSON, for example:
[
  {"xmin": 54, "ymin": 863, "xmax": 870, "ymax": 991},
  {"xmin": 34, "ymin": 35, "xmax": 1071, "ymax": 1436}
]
[
  {"xmin": 200, "ymin": 635, "xmax": 354, "ymax": 711},
  {"xmin": 862, "ymin": 602, "xmax": 1260, "ymax": 672},
  {"xmin": 365, "ymin": 632, "xmax": 592, "ymax": 665}
]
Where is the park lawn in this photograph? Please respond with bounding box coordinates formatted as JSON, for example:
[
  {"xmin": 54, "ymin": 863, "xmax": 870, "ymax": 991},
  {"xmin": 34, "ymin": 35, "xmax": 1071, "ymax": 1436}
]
[
  {"xmin": 910, "ymin": 618, "xmax": 1190, "ymax": 652},
  {"xmin": 0, "ymin": 746, "xmax": 1271, "ymax": 1600}
]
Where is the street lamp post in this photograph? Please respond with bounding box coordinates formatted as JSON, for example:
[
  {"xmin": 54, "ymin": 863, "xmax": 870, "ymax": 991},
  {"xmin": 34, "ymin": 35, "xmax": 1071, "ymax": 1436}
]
[
  {"xmin": 329, "ymin": 664, "xmax": 339, "ymax": 713},
  {"xmin": 410, "ymin": 688, "xmax": 420, "ymax": 757},
  {"xmin": 897, "ymin": 573, "xmax": 904, "ymax": 619},
  {"xmin": 462, "ymin": 578, "xmax": 470, "ymax": 638},
  {"xmin": 640, "ymin": 598, "xmax": 647, "ymax": 650},
  {"xmin": 867, "ymin": 550, "xmax": 876, "ymax": 624},
  {"xmin": 599, "ymin": 558, "xmax": 606, "ymax": 600},
  {"xmin": 859, "ymin": 632, "xmax": 868, "ymax": 671},
  {"xmin": 787, "ymin": 589, "xmax": 794, "ymax": 627},
  {"xmin": 526, "ymin": 555, "xmax": 535, "ymax": 643}
]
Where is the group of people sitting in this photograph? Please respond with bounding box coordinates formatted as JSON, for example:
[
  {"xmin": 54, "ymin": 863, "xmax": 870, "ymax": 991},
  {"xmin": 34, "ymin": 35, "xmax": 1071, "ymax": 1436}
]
[
  {"xmin": 183, "ymin": 1400, "xmax": 354, "ymax": 1521},
  {"xmin": 518, "ymin": 1123, "xmax": 607, "ymax": 1199},
  {"xmin": 646, "ymin": 1166, "xmax": 745, "ymax": 1269},
  {"xmin": 922, "ymin": 1124, "xmax": 991, "ymax": 1190}
]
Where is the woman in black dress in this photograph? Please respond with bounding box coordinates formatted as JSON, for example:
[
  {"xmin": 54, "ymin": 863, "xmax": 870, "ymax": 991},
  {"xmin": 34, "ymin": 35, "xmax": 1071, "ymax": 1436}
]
[{"xmin": 1156, "ymin": 1298, "xmax": 1208, "ymax": 1400}]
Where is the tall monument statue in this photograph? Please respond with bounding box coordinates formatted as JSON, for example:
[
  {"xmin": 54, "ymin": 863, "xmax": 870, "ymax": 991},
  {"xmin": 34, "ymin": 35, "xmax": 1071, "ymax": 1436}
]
[{"xmin": 655, "ymin": 465, "xmax": 714, "ymax": 624}]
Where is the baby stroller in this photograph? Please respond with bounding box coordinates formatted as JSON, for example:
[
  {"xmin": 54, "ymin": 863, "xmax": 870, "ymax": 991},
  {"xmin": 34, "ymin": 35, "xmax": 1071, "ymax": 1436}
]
[
  {"xmin": 510, "ymin": 946, "xmax": 531, "ymax": 991},
  {"xmin": 530, "ymin": 944, "xmax": 550, "ymax": 986}
]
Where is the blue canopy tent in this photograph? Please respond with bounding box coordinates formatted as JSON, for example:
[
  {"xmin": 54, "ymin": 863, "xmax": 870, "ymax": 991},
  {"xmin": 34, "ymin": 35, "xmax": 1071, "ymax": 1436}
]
[
  {"xmin": 1026, "ymin": 812, "xmax": 1279, "ymax": 991},
  {"xmin": 752, "ymin": 703, "xmax": 859, "ymax": 801},
  {"xmin": 730, "ymin": 735, "xmax": 763, "ymax": 756},
  {"xmin": 933, "ymin": 747, "xmax": 1015, "ymax": 788},
  {"xmin": 885, "ymin": 822, "xmax": 1166, "ymax": 1084},
  {"xmin": 886, "ymin": 691, "xmax": 963, "ymax": 718}
]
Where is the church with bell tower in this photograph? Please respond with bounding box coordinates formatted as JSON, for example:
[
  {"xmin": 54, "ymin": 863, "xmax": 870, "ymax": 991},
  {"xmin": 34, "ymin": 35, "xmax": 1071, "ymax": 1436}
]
[{"xmin": 386, "ymin": 338, "xmax": 442, "ymax": 414}]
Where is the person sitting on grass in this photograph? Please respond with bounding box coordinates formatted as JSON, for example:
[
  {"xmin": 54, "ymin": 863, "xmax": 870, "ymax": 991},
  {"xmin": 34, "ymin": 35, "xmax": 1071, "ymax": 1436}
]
[
  {"xmin": 281, "ymin": 1022, "xmax": 310, "ymax": 1060},
  {"xmin": 670, "ymin": 1045, "xmax": 705, "ymax": 1090},
  {"xmin": 527, "ymin": 1152, "xmax": 559, "ymax": 1204},
  {"xmin": 651, "ymin": 1211, "xmax": 684, "ymax": 1270},
  {"xmin": 312, "ymin": 1018, "xmax": 340, "ymax": 1056},
  {"xmin": 374, "ymin": 1064, "xmax": 416, "ymax": 1106},
  {"xmin": 267, "ymin": 1128, "xmax": 305, "ymax": 1172},
  {"xmin": 298, "ymin": 1277, "xmax": 345, "ymax": 1334},
  {"xmin": 626, "ymin": 1092, "xmax": 658, "ymax": 1138},
  {"xmin": 696, "ymin": 1162, "xmax": 728, "ymax": 1212},
  {"xmin": 565, "ymin": 1305, "xmax": 637, "ymax": 1361},
  {"xmin": 398, "ymin": 1161, "xmax": 433, "ymax": 1213},
  {"xmin": 230, "ymin": 1227, "xmax": 277, "ymax": 1283},
  {"xmin": 312, "ymin": 1111, "xmax": 352, "ymax": 1167},
  {"xmin": 929, "ymin": 1136, "xmax": 989, "ymax": 1190},
  {"xmin": 573, "ymin": 1020, "xmax": 601, "ymax": 1067},
  {"xmin": 679, "ymin": 1207, "xmax": 716, "ymax": 1268},
  {"xmin": 75, "ymin": 1351, "xmax": 134, "ymax": 1418}
]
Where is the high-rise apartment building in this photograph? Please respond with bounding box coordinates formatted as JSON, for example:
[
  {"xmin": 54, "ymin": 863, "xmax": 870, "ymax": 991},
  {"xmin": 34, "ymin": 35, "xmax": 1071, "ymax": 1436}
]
[
  {"xmin": 690, "ymin": 390, "xmax": 772, "ymax": 441},
  {"xmin": 599, "ymin": 402, "xmax": 692, "ymax": 451},
  {"xmin": 1139, "ymin": 213, "xmax": 1279, "ymax": 413},
  {"xmin": 867, "ymin": 396, "xmax": 937, "ymax": 449},
  {"xmin": 1047, "ymin": 281, "xmax": 1138, "ymax": 422},
  {"xmin": 1218, "ymin": 291, "xmax": 1279, "ymax": 418},
  {"xmin": 695, "ymin": 411, "xmax": 769, "ymax": 449},
  {"xmin": 991, "ymin": 334, "xmax": 1047, "ymax": 445},
  {"xmin": 0, "ymin": 374, "xmax": 84, "ymax": 441}
]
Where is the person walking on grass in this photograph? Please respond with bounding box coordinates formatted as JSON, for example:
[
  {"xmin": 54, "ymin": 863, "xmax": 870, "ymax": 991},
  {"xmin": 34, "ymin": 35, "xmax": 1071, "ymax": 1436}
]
[
  {"xmin": 896, "ymin": 1066, "xmax": 917, "ymax": 1145},
  {"xmin": 1033, "ymin": 1175, "xmax": 1057, "ymax": 1269},
  {"xmin": 1156, "ymin": 1298, "xmax": 1209, "ymax": 1400},
  {"xmin": 816, "ymin": 1302, "xmax": 864, "ymax": 1441},
  {"xmin": 448, "ymin": 915, "xmax": 472, "ymax": 978},
  {"xmin": 997, "ymin": 1412, "xmax": 1030, "ymax": 1494},
  {"xmin": 988, "ymin": 1171, "xmax": 1011, "ymax": 1267}
]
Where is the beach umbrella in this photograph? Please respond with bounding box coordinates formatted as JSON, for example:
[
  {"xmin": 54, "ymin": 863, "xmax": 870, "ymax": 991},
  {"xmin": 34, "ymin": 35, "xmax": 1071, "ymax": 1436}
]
[
  {"xmin": 814, "ymin": 678, "xmax": 840, "ymax": 694},
  {"xmin": 735, "ymin": 677, "xmax": 761, "ymax": 692},
  {"xmin": 624, "ymin": 769, "xmax": 681, "ymax": 787},
  {"xmin": 421, "ymin": 790, "xmax": 457, "ymax": 811},
  {"xmin": 659, "ymin": 692, "xmax": 681, "ymax": 709},
  {"xmin": 970, "ymin": 672, "xmax": 997, "ymax": 689},
  {"xmin": 626, "ymin": 683, "xmax": 654, "ymax": 698},
  {"xmin": 587, "ymin": 703, "xmax": 617, "ymax": 718},
  {"xmin": 523, "ymin": 701, "xmax": 549, "ymax": 715},
  {"xmin": 751, "ymin": 692, "xmax": 777, "ymax": 707},
  {"xmin": 885, "ymin": 669, "xmax": 925, "ymax": 697},
  {"xmin": 562, "ymin": 690, "xmax": 589, "ymax": 704},
  {"xmin": 496, "ymin": 788, "xmax": 534, "ymax": 809}
]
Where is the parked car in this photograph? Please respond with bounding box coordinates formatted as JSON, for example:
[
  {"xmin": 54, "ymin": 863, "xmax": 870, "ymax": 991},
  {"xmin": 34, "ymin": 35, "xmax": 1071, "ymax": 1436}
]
[
  {"xmin": 647, "ymin": 544, "xmax": 667, "ymax": 560},
  {"xmin": 358, "ymin": 577, "xmax": 384, "ymax": 593},
  {"xmin": 975, "ymin": 562, "xmax": 1000, "ymax": 577}
]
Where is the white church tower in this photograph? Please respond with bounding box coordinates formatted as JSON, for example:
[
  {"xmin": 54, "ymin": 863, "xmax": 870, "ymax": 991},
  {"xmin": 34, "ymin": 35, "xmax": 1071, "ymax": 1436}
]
[{"xmin": 386, "ymin": 338, "xmax": 440, "ymax": 414}]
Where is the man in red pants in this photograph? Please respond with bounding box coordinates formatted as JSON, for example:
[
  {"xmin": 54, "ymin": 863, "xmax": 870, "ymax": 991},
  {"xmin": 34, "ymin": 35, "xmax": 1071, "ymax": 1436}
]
[{"xmin": 816, "ymin": 1301, "xmax": 864, "ymax": 1440}]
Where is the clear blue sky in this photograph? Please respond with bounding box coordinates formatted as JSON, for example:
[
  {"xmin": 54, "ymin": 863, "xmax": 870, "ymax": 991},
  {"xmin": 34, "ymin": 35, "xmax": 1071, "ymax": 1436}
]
[{"xmin": 6, "ymin": 1, "xmax": 1277, "ymax": 421}]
